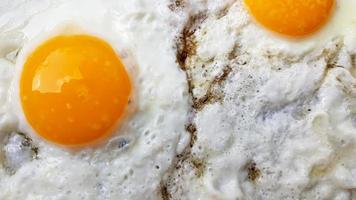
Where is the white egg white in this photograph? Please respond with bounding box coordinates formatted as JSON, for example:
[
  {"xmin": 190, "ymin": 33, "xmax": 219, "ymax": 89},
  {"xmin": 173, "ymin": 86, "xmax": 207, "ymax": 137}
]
[{"xmin": 0, "ymin": 0, "xmax": 190, "ymax": 199}]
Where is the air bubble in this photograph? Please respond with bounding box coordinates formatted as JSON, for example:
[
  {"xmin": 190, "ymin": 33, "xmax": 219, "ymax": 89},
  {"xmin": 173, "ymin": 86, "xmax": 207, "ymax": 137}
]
[
  {"xmin": 117, "ymin": 138, "xmax": 130, "ymax": 149},
  {"xmin": 3, "ymin": 132, "xmax": 38, "ymax": 174},
  {"xmin": 144, "ymin": 130, "xmax": 150, "ymax": 136},
  {"xmin": 107, "ymin": 137, "xmax": 131, "ymax": 150}
]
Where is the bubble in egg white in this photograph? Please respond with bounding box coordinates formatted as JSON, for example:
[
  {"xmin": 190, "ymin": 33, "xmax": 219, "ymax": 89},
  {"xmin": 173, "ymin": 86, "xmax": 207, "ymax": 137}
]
[{"xmin": 3, "ymin": 132, "xmax": 37, "ymax": 174}]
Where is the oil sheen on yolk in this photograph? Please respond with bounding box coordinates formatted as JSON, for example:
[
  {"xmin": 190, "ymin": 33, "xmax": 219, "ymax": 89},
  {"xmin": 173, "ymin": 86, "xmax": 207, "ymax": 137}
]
[
  {"xmin": 244, "ymin": 0, "xmax": 335, "ymax": 37},
  {"xmin": 20, "ymin": 35, "xmax": 131, "ymax": 145}
]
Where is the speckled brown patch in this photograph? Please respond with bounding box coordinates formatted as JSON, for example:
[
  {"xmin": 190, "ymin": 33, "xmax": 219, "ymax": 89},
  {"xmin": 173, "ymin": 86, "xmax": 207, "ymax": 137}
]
[
  {"xmin": 352, "ymin": 54, "xmax": 356, "ymax": 66},
  {"xmin": 216, "ymin": 3, "xmax": 231, "ymax": 19},
  {"xmin": 159, "ymin": 121, "xmax": 206, "ymax": 199},
  {"xmin": 159, "ymin": 121, "xmax": 201, "ymax": 199},
  {"xmin": 321, "ymin": 38, "xmax": 344, "ymax": 68},
  {"xmin": 160, "ymin": 183, "xmax": 172, "ymax": 200},
  {"xmin": 186, "ymin": 123, "xmax": 197, "ymax": 147},
  {"xmin": 191, "ymin": 158, "xmax": 206, "ymax": 178},
  {"xmin": 168, "ymin": 0, "xmax": 186, "ymax": 11},
  {"xmin": 351, "ymin": 54, "xmax": 356, "ymax": 77},
  {"xmin": 176, "ymin": 12, "xmax": 207, "ymax": 69},
  {"xmin": 192, "ymin": 65, "xmax": 232, "ymax": 111},
  {"xmin": 228, "ymin": 44, "xmax": 243, "ymax": 61},
  {"xmin": 246, "ymin": 161, "xmax": 261, "ymax": 182}
]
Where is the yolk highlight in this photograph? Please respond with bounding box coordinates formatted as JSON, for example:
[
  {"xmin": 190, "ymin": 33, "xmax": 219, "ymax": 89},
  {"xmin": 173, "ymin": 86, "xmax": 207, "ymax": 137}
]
[
  {"xmin": 243, "ymin": 0, "xmax": 335, "ymax": 37},
  {"xmin": 20, "ymin": 35, "xmax": 131, "ymax": 145}
]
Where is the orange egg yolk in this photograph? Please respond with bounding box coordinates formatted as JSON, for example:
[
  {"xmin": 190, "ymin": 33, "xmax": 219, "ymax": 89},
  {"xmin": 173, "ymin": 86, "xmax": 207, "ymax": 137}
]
[
  {"xmin": 243, "ymin": 0, "xmax": 335, "ymax": 37},
  {"xmin": 20, "ymin": 35, "xmax": 131, "ymax": 145}
]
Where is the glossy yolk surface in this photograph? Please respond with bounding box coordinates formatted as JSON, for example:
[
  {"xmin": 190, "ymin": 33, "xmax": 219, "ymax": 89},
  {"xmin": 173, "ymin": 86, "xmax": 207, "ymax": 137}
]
[
  {"xmin": 20, "ymin": 35, "xmax": 131, "ymax": 145},
  {"xmin": 243, "ymin": 0, "xmax": 335, "ymax": 37}
]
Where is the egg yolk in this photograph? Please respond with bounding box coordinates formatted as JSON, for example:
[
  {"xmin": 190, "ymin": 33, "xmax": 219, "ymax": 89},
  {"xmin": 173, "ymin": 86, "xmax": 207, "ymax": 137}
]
[
  {"xmin": 243, "ymin": 0, "xmax": 335, "ymax": 37},
  {"xmin": 20, "ymin": 35, "xmax": 131, "ymax": 145}
]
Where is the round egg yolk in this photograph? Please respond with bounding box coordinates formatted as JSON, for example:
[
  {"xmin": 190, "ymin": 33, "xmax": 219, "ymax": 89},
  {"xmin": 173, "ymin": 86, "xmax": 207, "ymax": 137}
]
[
  {"xmin": 20, "ymin": 35, "xmax": 131, "ymax": 145},
  {"xmin": 243, "ymin": 0, "xmax": 335, "ymax": 37}
]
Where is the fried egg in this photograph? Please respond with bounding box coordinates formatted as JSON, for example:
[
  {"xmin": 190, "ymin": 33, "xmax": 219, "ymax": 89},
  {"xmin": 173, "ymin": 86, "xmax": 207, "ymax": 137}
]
[
  {"xmin": 1, "ymin": 0, "xmax": 356, "ymax": 199},
  {"xmin": 164, "ymin": 0, "xmax": 356, "ymax": 199},
  {"xmin": 0, "ymin": 0, "xmax": 190, "ymax": 199}
]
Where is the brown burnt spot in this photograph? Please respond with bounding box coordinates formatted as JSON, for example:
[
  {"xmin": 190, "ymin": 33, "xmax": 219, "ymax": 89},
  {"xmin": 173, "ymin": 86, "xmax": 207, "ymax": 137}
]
[
  {"xmin": 351, "ymin": 54, "xmax": 356, "ymax": 72},
  {"xmin": 176, "ymin": 12, "xmax": 207, "ymax": 69},
  {"xmin": 211, "ymin": 66, "xmax": 232, "ymax": 88},
  {"xmin": 351, "ymin": 55, "xmax": 356, "ymax": 78},
  {"xmin": 160, "ymin": 153, "xmax": 193, "ymax": 199},
  {"xmin": 168, "ymin": 0, "xmax": 186, "ymax": 11},
  {"xmin": 192, "ymin": 95, "xmax": 216, "ymax": 110},
  {"xmin": 160, "ymin": 182, "xmax": 172, "ymax": 200},
  {"xmin": 326, "ymin": 62, "xmax": 335, "ymax": 69},
  {"xmin": 351, "ymin": 54, "xmax": 356, "ymax": 67},
  {"xmin": 186, "ymin": 123, "xmax": 197, "ymax": 147},
  {"xmin": 191, "ymin": 158, "xmax": 206, "ymax": 178},
  {"xmin": 176, "ymin": 9, "xmax": 234, "ymax": 110},
  {"xmin": 228, "ymin": 44, "xmax": 242, "ymax": 61},
  {"xmin": 246, "ymin": 161, "xmax": 261, "ymax": 182},
  {"xmin": 193, "ymin": 66, "xmax": 232, "ymax": 111},
  {"xmin": 160, "ymin": 122, "xmax": 206, "ymax": 199},
  {"xmin": 320, "ymin": 38, "xmax": 344, "ymax": 69},
  {"xmin": 216, "ymin": 3, "xmax": 231, "ymax": 19}
]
